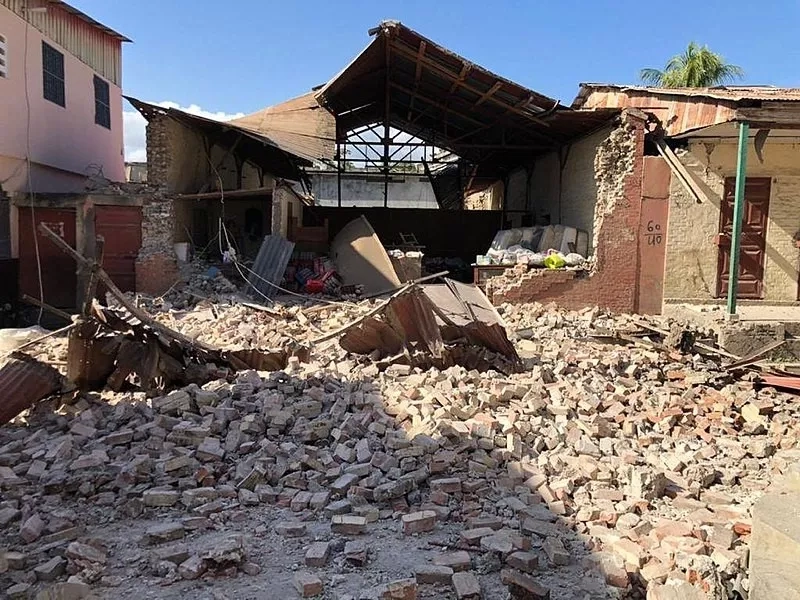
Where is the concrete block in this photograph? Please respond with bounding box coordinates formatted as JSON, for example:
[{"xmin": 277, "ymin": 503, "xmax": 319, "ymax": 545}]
[{"xmin": 750, "ymin": 492, "xmax": 800, "ymax": 600}]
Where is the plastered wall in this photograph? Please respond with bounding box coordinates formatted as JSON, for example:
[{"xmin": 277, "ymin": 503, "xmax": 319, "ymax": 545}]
[
  {"xmin": 664, "ymin": 138, "xmax": 800, "ymax": 302},
  {"xmin": 508, "ymin": 125, "xmax": 613, "ymax": 253},
  {"xmin": 0, "ymin": 6, "xmax": 125, "ymax": 192}
]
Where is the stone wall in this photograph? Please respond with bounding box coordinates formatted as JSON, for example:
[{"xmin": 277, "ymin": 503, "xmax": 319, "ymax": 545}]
[
  {"xmin": 664, "ymin": 138, "xmax": 800, "ymax": 302},
  {"xmin": 489, "ymin": 112, "xmax": 646, "ymax": 313}
]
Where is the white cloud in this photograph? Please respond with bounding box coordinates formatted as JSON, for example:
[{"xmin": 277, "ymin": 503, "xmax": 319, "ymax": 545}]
[{"xmin": 123, "ymin": 101, "xmax": 246, "ymax": 163}]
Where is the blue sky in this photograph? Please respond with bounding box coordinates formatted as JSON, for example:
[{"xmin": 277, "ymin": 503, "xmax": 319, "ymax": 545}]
[{"xmin": 70, "ymin": 0, "xmax": 800, "ymax": 160}]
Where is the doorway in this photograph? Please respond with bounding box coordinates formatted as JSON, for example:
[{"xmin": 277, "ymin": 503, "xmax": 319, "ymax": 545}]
[{"xmin": 716, "ymin": 177, "xmax": 770, "ymax": 299}]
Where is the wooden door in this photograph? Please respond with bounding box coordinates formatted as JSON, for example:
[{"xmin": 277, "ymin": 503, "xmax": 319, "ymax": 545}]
[
  {"xmin": 716, "ymin": 177, "xmax": 770, "ymax": 299},
  {"xmin": 18, "ymin": 207, "xmax": 78, "ymax": 308},
  {"xmin": 95, "ymin": 205, "xmax": 143, "ymax": 294}
]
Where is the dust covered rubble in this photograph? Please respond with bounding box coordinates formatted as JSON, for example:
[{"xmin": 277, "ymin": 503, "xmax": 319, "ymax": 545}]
[{"xmin": 0, "ymin": 299, "xmax": 798, "ymax": 599}]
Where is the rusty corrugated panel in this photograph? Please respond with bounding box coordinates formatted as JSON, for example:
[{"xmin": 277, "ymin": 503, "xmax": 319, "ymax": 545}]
[
  {"xmin": 385, "ymin": 289, "xmax": 443, "ymax": 357},
  {"xmin": 339, "ymin": 282, "xmax": 519, "ymax": 369},
  {"xmin": 576, "ymin": 84, "xmax": 800, "ymax": 106},
  {"xmin": 0, "ymin": 352, "xmax": 63, "ymax": 425},
  {"xmin": 760, "ymin": 375, "xmax": 800, "ymax": 392},
  {"xmin": 231, "ymin": 93, "xmax": 336, "ymax": 162}
]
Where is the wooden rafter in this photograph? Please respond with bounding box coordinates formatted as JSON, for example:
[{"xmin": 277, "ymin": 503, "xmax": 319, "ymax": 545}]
[{"xmin": 475, "ymin": 81, "xmax": 503, "ymax": 107}]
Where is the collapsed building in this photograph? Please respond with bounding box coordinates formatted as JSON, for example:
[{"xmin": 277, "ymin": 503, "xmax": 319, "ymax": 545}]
[{"xmin": 4, "ymin": 12, "xmax": 800, "ymax": 600}]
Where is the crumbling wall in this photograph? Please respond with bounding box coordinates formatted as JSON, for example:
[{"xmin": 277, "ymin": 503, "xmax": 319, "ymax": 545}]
[
  {"xmin": 136, "ymin": 191, "xmax": 179, "ymax": 296},
  {"xmin": 592, "ymin": 122, "xmax": 637, "ymax": 252},
  {"xmin": 146, "ymin": 116, "xmax": 208, "ymax": 194},
  {"xmin": 664, "ymin": 138, "xmax": 800, "ymax": 303},
  {"xmin": 489, "ymin": 111, "xmax": 646, "ymax": 313}
]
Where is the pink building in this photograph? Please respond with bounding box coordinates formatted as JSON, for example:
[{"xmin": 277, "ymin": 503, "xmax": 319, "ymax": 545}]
[{"xmin": 0, "ymin": 0, "xmax": 128, "ymax": 194}]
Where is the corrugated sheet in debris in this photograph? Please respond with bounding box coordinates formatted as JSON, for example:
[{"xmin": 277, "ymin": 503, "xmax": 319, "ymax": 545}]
[
  {"xmin": 247, "ymin": 236, "xmax": 295, "ymax": 301},
  {"xmin": 385, "ymin": 290, "xmax": 444, "ymax": 358},
  {"xmin": 0, "ymin": 353, "xmax": 63, "ymax": 425}
]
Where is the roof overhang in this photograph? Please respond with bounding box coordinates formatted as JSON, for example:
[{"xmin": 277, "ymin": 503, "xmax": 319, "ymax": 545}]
[
  {"xmin": 315, "ymin": 21, "xmax": 619, "ymax": 172},
  {"xmin": 230, "ymin": 92, "xmax": 336, "ymax": 162},
  {"xmin": 125, "ymin": 96, "xmax": 311, "ymax": 182},
  {"xmin": 50, "ymin": 1, "xmax": 132, "ymax": 42}
]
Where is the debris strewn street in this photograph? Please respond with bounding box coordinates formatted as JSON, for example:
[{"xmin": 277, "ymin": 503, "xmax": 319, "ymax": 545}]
[{"xmin": 1, "ymin": 267, "xmax": 795, "ymax": 600}]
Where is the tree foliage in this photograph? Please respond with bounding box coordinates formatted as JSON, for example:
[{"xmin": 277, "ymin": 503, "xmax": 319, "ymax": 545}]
[{"xmin": 640, "ymin": 42, "xmax": 743, "ymax": 87}]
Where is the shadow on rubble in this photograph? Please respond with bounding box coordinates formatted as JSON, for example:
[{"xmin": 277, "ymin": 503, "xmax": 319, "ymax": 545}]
[{"xmin": 0, "ymin": 354, "xmax": 638, "ymax": 600}]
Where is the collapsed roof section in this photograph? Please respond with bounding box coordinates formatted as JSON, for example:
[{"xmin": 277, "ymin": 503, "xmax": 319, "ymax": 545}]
[
  {"xmin": 315, "ymin": 21, "xmax": 618, "ymax": 174},
  {"xmin": 231, "ymin": 92, "xmax": 337, "ymax": 163},
  {"xmin": 125, "ymin": 96, "xmax": 314, "ymax": 183}
]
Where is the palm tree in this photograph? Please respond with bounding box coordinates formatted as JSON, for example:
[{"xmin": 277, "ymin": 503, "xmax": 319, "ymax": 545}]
[{"xmin": 640, "ymin": 42, "xmax": 744, "ymax": 88}]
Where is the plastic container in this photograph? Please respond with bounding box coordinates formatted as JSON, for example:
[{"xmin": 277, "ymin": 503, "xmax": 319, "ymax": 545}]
[{"xmin": 173, "ymin": 242, "xmax": 190, "ymax": 262}]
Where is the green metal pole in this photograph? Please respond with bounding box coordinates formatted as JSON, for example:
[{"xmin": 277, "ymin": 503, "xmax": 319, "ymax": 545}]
[{"xmin": 726, "ymin": 121, "xmax": 750, "ymax": 315}]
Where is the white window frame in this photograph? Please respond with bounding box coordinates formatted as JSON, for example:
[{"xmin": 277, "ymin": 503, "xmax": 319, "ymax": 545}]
[{"xmin": 0, "ymin": 34, "xmax": 7, "ymax": 78}]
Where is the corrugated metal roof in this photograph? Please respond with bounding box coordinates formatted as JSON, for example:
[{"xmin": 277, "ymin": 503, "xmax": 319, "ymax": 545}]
[
  {"xmin": 246, "ymin": 235, "xmax": 295, "ymax": 301},
  {"xmin": 574, "ymin": 84, "xmax": 800, "ymax": 107},
  {"xmin": 231, "ymin": 93, "xmax": 336, "ymax": 162},
  {"xmin": 2, "ymin": 0, "xmax": 127, "ymax": 84},
  {"xmin": 126, "ymin": 96, "xmax": 312, "ymax": 182},
  {"xmin": 49, "ymin": 0, "xmax": 131, "ymax": 42},
  {"xmin": 0, "ymin": 352, "xmax": 63, "ymax": 425}
]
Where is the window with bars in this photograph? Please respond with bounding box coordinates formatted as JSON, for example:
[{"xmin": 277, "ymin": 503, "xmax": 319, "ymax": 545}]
[
  {"xmin": 42, "ymin": 42, "xmax": 65, "ymax": 106},
  {"xmin": 93, "ymin": 75, "xmax": 110, "ymax": 129},
  {"xmin": 0, "ymin": 34, "xmax": 7, "ymax": 78}
]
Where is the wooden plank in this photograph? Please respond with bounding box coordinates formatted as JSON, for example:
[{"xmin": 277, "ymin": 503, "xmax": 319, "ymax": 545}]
[
  {"xmin": 737, "ymin": 107, "xmax": 800, "ymax": 128},
  {"xmin": 38, "ymin": 223, "xmax": 217, "ymax": 354},
  {"xmin": 654, "ymin": 138, "xmax": 705, "ymax": 204},
  {"xmin": 475, "ymin": 81, "xmax": 503, "ymax": 107}
]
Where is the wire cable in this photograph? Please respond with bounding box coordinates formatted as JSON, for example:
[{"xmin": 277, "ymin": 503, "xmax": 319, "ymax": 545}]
[{"xmin": 22, "ymin": 3, "xmax": 44, "ymax": 324}]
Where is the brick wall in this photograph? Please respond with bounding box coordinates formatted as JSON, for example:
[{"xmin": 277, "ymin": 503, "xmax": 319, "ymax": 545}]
[
  {"xmin": 135, "ymin": 188, "xmax": 179, "ymax": 296},
  {"xmin": 489, "ymin": 111, "xmax": 646, "ymax": 313},
  {"xmin": 146, "ymin": 116, "xmax": 170, "ymax": 189}
]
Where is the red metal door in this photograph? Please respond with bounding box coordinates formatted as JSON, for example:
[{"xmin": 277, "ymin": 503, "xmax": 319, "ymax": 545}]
[
  {"xmin": 94, "ymin": 205, "xmax": 142, "ymax": 293},
  {"xmin": 716, "ymin": 177, "xmax": 770, "ymax": 299},
  {"xmin": 18, "ymin": 207, "xmax": 77, "ymax": 308}
]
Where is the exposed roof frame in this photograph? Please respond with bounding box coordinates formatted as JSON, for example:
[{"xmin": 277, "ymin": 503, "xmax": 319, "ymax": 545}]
[{"xmin": 314, "ymin": 21, "xmax": 618, "ymax": 172}]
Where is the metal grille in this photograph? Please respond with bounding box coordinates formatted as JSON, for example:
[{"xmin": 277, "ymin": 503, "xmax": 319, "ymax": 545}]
[
  {"xmin": 42, "ymin": 41, "xmax": 65, "ymax": 107},
  {"xmin": 0, "ymin": 34, "xmax": 7, "ymax": 78},
  {"xmin": 93, "ymin": 75, "xmax": 110, "ymax": 128}
]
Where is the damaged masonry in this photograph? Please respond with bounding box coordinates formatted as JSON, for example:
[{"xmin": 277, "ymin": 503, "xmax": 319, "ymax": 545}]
[
  {"xmin": 6, "ymin": 5, "xmax": 800, "ymax": 600},
  {"xmin": 2, "ymin": 259, "xmax": 799, "ymax": 600}
]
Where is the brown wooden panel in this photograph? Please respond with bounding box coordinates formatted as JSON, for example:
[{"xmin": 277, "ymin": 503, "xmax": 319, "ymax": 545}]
[
  {"xmin": 716, "ymin": 177, "xmax": 771, "ymax": 299},
  {"xmin": 18, "ymin": 207, "xmax": 77, "ymax": 308},
  {"xmin": 94, "ymin": 205, "xmax": 142, "ymax": 294}
]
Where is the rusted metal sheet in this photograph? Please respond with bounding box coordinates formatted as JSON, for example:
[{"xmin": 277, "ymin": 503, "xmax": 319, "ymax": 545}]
[
  {"xmin": 231, "ymin": 93, "xmax": 336, "ymax": 162},
  {"xmin": 385, "ymin": 289, "xmax": 444, "ymax": 357},
  {"xmin": 339, "ymin": 280, "xmax": 519, "ymax": 371},
  {"xmin": 66, "ymin": 318, "xmax": 117, "ymax": 390},
  {"xmin": 94, "ymin": 205, "xmax": 142, "ymax": 293},
  {"xmin": 0, "ymin": 352, "xmax": 63, "ymax": 425},
  {"xmin": 760, "ymin": 375, "xmax": 800, "ymax": 392},
  {"xmin": 573, "ymin": 85, "xmax": 742, "ymax": 137},
  {"xmin": 247, "ymin": 235, "xmax": 295, "ymax": 300},
  {"xmin": 18, "ymin": 207, "xmax": 77, "ymax": 308}
]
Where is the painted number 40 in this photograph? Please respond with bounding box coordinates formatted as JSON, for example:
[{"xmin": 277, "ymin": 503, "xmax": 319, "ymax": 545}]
[{"xmin": 645, "ymin": 220, "xmax": 662, "ymax": 246}]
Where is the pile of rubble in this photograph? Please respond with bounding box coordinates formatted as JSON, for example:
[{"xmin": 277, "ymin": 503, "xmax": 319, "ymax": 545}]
[{"xmin": 1, "ymin": 293, "xmax": 796, "ymax": 599}]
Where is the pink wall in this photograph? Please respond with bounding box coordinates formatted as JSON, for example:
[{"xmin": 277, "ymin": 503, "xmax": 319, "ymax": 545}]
[{"xmin": 0, "ymin": 6, "xmax": 125, "ymax": 193}]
